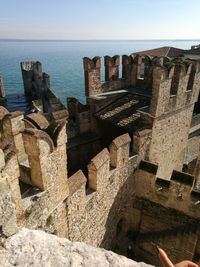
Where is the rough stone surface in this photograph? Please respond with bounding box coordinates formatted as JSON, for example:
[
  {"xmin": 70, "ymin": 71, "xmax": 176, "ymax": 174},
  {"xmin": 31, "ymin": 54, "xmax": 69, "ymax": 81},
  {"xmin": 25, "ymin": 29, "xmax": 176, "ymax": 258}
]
[
  {"xmin": 0, "ymin": 229, "xmax": 154, "ymax": 267},
  {"xmin": 0, "ymin": 182, "xmax": 18, "ymax": 238},
  {"xmin": 1, "ymin": 56, "xmax": 200, "ymax": 266}
]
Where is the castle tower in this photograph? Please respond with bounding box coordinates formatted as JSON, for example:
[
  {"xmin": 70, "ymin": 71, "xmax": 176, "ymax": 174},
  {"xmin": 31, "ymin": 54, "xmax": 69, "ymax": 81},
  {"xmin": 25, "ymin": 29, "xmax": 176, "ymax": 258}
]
[
  {"xmin": 148, "ymin": 59, "xmax": 200, "ymax": 180},
  {"xmin": 20, "ymin": 61, "xmax": 42, "ymax": 97}
]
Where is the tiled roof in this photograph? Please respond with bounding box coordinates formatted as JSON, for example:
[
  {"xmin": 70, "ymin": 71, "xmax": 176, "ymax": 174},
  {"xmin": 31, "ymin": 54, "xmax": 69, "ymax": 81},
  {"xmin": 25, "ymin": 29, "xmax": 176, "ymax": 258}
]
[{"xmin": 136, "ymin": 46, "xmax": 184, "ymax": 57}]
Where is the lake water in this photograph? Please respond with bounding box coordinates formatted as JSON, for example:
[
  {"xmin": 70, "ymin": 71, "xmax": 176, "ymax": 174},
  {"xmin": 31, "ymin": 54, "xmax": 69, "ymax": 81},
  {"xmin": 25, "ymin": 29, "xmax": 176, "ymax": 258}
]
[{"xmin": 0, "ymin": 40, "xmax": 199, "ymax": 107}]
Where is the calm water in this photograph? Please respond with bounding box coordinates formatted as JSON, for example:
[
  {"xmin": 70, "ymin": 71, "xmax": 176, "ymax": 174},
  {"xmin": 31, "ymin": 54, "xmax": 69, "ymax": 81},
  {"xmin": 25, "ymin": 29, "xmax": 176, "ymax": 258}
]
[{"xmin": 0, "ymin": 40, "xmax": 199, "ymax": 106}]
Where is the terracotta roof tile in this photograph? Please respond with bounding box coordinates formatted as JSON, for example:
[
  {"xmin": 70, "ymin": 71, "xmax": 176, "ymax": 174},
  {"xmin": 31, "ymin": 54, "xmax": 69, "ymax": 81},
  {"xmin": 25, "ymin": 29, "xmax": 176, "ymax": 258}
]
[{"xmin": 136, "ymin": 46, "xmax": 184, "ymax": 57}]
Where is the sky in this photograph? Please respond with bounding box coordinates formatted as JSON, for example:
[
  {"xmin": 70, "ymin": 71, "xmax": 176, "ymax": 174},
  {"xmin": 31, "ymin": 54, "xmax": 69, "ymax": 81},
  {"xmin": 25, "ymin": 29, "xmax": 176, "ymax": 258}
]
[{"xmin": 0, "ymin": 0, "xmax": 200, "ymax": 40}]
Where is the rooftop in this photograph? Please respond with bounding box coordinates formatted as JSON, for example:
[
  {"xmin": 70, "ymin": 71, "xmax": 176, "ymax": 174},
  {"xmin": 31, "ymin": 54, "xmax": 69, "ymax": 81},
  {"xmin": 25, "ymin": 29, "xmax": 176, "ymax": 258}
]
[{"xmin": 135, "ymin": 46, "xmax": 184, "ymax": 57}]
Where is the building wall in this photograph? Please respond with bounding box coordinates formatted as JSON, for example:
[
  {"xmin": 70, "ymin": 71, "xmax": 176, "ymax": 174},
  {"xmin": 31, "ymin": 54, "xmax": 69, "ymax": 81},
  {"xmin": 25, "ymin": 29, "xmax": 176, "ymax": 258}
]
[
  {"xmin": 149, "ymin": 106, "xmax": 193, "ymax": 179},
  {"xmin": 148, "ymin": 60, "xmax": 200, "ymax": 180},
  {"xmin": 1, "ymin": 55, "xmax": 200, "ymax": 266},
  {"xmin": 111, "ymin": 161, "xmax": 200, "ymax": 264},
  {"xmin": 66, "ymin": 134, "xmax": 136, "ymax": 248}
]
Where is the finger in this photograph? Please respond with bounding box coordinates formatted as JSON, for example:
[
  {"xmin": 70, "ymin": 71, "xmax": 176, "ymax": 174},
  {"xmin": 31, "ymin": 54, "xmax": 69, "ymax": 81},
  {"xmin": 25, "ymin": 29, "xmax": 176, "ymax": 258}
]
[
  {"xmin": 188, "ymin": 261, "xmax": 200, "ymax": 267},
  {"xmin": 175, "ymin": 261, "xmax": 199, "ymax": 267},
  {"xmin": 187, "ymin": 261, "xmax": 199, "ymax": 267},
  {"xmin": 157, "ymin": 247, "xmax": 174, "ymax": 267}
]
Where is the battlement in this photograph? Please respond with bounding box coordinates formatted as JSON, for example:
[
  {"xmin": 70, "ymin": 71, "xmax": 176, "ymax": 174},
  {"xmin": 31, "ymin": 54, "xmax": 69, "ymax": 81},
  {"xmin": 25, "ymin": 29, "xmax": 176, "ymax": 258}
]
[
  {"xmin": 83, "ymin": 54, "xmax": 139, "ymax": 96},
  {"xmin": 24, "ymin": 112, "xmax": 50, "ymax": 129},
  {"xmin": 150, "ymin": 58, "xmax": 200, "ymax": 117},
  {"xmin": 20, "ymin": 61, "xmax": 56, "ymax": 114},
  {"xmin": 1, "ymin": 56, "xmax": 200, "ymax": 260},
  {"xmin": 0, "ymin": 106, "xmax": 16, "ymax": 160},
  {"xmin": 104, "ymin": 55, "xmax": 120, "ymax": 81},
  {"xmin": 0, "ymin": 125, "xmax": 135, "ymax": 241},
  {"xmin": 136, "ymin": 160, "xmax": 200, "ymax": 218},
  {"xmin": 21, "ymin": 61, "xmax": 42, "ymax": 72},
  {"xmin": 20, "ymin": 61, "xmax": 42, "ymax": 96},
  {"xmin": 0, "ymin": 108, "xmax": 70, "ymax": 235},
  {"xmin": 83, "ymin": 55, "xmax": 200, "ymax": 119},
  {"xmin": 139, "ymin": 159, "xmax": 195, "ymax": 190},
  {"xmin": 65, "ymin": 133, "xmax": 135, "ymax": 244},
  {"xmin": 22, "ymin": 118, "xmax": 68, "ymax": 191},
  {"xmin": 0, "ymin": 108, "xmax": 23, "ymax": 221},
  {"xmin": 68, "ymin": 133, "xmax": 131, "ymax": 196}
]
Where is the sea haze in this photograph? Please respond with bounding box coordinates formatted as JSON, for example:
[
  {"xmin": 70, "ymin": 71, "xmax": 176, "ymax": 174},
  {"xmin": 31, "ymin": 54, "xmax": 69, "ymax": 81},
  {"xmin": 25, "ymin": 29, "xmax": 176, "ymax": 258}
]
[{"xmin": 0, "ymin": 40, "xmax": 199, "ymax": 106}]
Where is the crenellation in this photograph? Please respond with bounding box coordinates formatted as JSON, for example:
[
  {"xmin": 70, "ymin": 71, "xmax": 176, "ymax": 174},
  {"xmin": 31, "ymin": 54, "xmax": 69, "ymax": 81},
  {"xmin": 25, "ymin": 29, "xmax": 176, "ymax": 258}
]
[
  {"xmin": 68, "ymin": 170, "xmax": 87, "ymax": 196},
  {"xmin": 83, "ymin": 57, "xmax": 101, "ymax": 96},
  {"xmin": 139, "ymin": 160, "xmax": 158, "ymax": 174},
  {"xmin": 1, "ymin": 150, "xmax": 23, "ymax": 219},
  {"xmin": 10, "ymin": 111, "xmax": 27, "ymax": 164},
  {"xmin": 22, "ymin": 125, "xmax": 69, "ymax": 202},
  {"xmin": 104, "ymin": 55, "xmax": 120, "ymax": 81},
  {"xmin": 141, "ymin": 55, "xmax": 154, "ymax": 88},
  {"xmin": 20, "ymin": 61, "xmax": 42, "ymax": 96},
  {"xmin": 1, "ymin": 54, "xmax": 200, "ymax": 264},
  {"xmin": 170, "ymin": 64, "xmax": 184, "ymax": 95},
  {"xmin": 88, "ymin": 148, "xmax": 110, "ymax": 191},
  {"xmin": 150, "ymin": 60, "xmax": 200, "ymax": 118},
  {"xmin": 171, "ymin": 170, "xmax": 194, "ymax": 186},
  {"xmin": 109, "ymin": 133, "xmax": 131, "ymax": 168},
  {"xmin": 10, "ymin": 111, "xmax": 24, "ymax": 134},
  {"xmin": 122, "ymin": 55, "xmax": 137, "ymax": 86},
  {"xmin": 134, "ymin": 159, "xmax": 200, "ymax": 217},
  {"xmin": 155, "ymin": 177, "xmax": 171, "ymax": 188},
  {"xmin": 147, "ymin": 58, "xmax": 200, "ymax": 180},
  {"xmin": 21, "ymin": 61, "xmax": 57, "ymax": 115},
  {"xmin": 45, "ymin": 120, "xmax": 67, "ymax": 147},
  {"xmin": 84, "ymin": 55, "xmax": 138, "ymax": 96},
  {"xmin": 0, "ymin": 107, "xmax": 14, "ymax": 155},
  {"xmin": 25, "ymin": 112, "xmax": 49, "ymax": 130},
  {"xmin": 0, "ymin": 107, "xmax": 23, "ymax": 220}
]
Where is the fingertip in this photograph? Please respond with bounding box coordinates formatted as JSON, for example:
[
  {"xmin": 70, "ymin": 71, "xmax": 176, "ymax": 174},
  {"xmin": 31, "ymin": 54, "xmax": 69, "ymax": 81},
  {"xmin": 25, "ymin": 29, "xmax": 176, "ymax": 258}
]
[{"xmin": 157, "ymin": 247, "xmax": 174, "ymax": 267}]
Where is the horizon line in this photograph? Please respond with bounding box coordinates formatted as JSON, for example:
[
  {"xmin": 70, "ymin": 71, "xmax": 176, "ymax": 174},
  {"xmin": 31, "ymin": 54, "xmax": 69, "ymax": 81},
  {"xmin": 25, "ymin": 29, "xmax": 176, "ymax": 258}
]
[{"xmin": 0, "ymin": 38, "xmax": 200, "ymax": 42}]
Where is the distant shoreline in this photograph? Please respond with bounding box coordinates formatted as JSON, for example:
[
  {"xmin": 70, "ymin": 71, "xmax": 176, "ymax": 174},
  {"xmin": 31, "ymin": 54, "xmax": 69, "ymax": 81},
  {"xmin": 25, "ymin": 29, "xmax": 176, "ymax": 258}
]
[{"xmin": 0, "ymin": 39, "xmax": 200, "ymax": 42}]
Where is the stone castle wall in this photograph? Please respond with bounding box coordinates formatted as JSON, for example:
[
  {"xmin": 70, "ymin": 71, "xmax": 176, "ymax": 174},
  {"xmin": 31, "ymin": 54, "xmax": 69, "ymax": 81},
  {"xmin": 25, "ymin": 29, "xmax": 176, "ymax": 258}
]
[
  {"xmin": 66, "ymin": 134, "xmax": 136, "ymax": 247},
  {"xmin": 0, "ymin": 107, "xmax": 137, "ymax": 249},
  {"xmin": 147, "ymin": 60, "xmax": 200, "ymax": 179},
  {"xmin": 83, "ymin": 55, "xmax": 154, "ymax": 97},
  {"xmin": 1, "ymin": 105, "xmax": 199, "ymax": 264},
  {"xmin": 1, "ymin": 55, "xmax": 200, "ymax": 265},
  {"xmin": 148, "ymin": 105, "xmax": 194, "ymax": 179}
]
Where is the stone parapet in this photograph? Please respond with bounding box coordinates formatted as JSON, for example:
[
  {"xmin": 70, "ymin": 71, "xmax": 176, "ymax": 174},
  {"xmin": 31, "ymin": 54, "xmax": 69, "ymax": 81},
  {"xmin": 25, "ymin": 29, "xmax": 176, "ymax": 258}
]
[
  {"xmin": 66, "ymin": 133, "xmax": 135, "ymax": 246},
  {"xmin": 136, "ymin": 160, "xmax": 200, "ymax": 218},
  {"xmin": 150, "ymin": 60, "xmax": 200, "ymax": 117},
  {"xmin": 109, "ymin": 133, "xmax": 131, "ymax": 168},
  {"xmin": 104, "ymin": 55, "xmax": 120, "ymax": 82}
]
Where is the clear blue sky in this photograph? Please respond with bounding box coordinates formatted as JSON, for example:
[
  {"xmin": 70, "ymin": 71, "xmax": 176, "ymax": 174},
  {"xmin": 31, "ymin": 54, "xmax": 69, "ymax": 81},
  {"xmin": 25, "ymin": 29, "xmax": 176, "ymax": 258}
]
[{"xmin": 0, "ymin": 0, "xmax": 200, "ymax": 40}]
